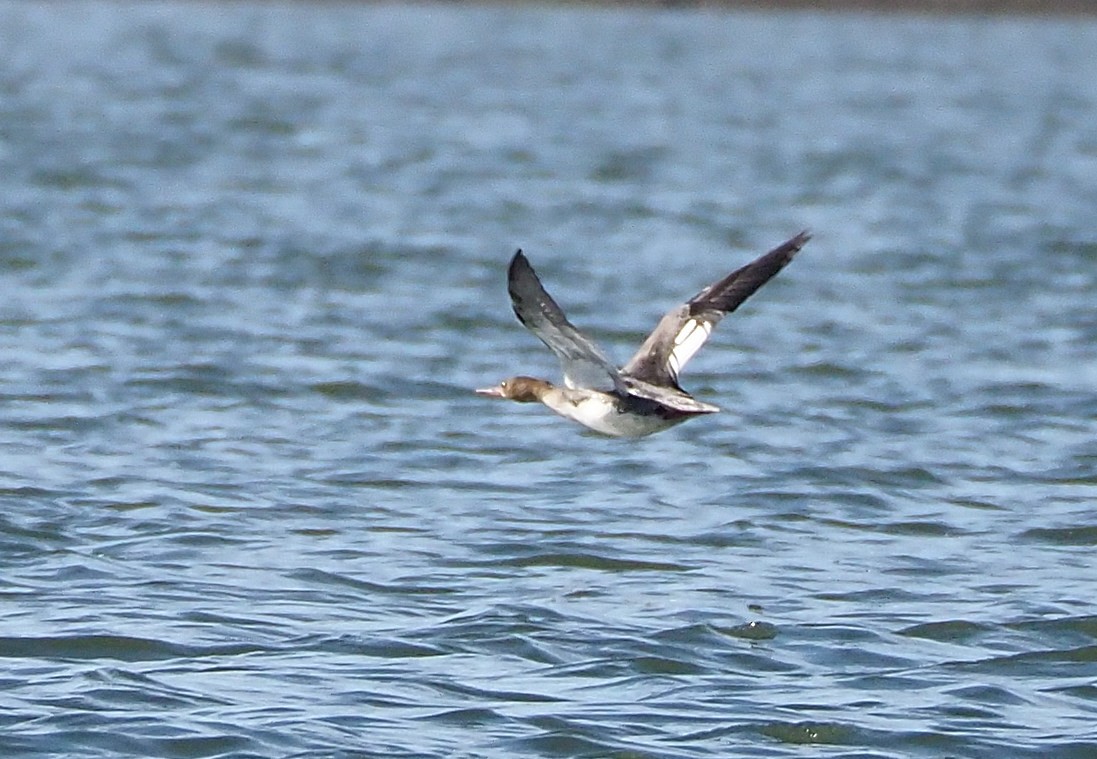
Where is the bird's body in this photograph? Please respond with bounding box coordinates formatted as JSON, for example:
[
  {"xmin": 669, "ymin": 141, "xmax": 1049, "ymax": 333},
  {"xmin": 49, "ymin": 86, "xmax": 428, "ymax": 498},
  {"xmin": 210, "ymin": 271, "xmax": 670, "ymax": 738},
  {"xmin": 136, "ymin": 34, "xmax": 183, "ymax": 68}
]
[{"xmin": 477, "ymin": 231, "xmax": 810, "ymax": 437}]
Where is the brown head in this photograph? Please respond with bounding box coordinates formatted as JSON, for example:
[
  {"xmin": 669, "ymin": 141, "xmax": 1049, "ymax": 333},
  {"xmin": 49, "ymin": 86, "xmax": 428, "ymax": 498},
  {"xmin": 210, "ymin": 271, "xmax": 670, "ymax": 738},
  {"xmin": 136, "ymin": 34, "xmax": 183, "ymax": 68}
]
[{"xmin": 475, "ymin": 376, "xmax": 554, "ymax": 403}]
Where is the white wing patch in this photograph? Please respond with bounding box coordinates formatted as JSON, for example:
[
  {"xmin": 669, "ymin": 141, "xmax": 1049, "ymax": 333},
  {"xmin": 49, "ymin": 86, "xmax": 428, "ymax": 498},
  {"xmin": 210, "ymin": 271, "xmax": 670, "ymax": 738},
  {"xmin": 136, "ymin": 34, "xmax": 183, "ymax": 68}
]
[{"xmin": 668, "ymin": 319, "xmax": 713, "ymax": 377}]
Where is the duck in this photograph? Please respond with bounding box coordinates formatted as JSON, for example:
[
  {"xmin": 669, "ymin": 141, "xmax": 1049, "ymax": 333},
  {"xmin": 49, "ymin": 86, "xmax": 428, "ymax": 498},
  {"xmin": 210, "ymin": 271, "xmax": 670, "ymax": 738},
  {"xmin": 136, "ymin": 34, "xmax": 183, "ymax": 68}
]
[{"xmin": 476, "ymin": 231, "xmax": 810, "ymax": 437}]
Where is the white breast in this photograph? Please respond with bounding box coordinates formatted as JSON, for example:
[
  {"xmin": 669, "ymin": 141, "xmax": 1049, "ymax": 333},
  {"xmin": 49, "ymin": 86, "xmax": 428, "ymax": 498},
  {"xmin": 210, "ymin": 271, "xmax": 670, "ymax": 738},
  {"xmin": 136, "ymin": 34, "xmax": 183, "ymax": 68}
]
[{"xmin": 542, "ymin": 390, "xmax": 682, "ymax": 438}]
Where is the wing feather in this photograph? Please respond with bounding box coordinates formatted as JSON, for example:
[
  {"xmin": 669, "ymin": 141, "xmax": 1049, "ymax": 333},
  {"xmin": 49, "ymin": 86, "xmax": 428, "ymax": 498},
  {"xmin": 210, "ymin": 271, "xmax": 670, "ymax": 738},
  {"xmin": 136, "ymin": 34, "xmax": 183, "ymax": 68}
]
[
  {"xmin": 622, "ymin": 231, "xmax": 810, "ymax": 386},
  {"xmin": 507, "ymin": 250, "xmax": 622, "ymax": 391}
]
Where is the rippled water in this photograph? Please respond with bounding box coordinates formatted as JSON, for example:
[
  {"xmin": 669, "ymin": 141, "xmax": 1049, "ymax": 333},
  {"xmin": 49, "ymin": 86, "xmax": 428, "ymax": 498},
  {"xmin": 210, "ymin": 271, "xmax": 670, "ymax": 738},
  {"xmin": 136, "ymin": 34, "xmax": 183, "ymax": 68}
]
[{"xmin": 2, "ymin": 2, "xmax": 1096, "ymax": 757}]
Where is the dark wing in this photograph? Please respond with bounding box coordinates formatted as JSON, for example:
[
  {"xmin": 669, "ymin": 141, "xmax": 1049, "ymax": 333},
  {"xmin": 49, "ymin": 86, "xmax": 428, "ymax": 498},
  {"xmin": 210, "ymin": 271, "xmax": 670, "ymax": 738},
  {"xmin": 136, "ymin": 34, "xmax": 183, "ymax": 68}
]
[
  {"xmin": 620, "ymin": 375, "xmax": 721, "ymax": 415},
  {"xmin": 507, "ymin": 250, "xmax": 623, "ymax": 392},
  {"xmin": 622, "ymin": 231, "xmax": 810, "ymax": 387}
]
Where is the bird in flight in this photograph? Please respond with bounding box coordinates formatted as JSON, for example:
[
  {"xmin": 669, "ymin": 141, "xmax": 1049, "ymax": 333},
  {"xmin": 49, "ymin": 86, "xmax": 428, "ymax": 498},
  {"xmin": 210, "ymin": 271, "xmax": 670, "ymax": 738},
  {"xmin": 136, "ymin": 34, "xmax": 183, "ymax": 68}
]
[{"xmin": 477, "ymin": 231, "xmax": 810, "ymax": 437}]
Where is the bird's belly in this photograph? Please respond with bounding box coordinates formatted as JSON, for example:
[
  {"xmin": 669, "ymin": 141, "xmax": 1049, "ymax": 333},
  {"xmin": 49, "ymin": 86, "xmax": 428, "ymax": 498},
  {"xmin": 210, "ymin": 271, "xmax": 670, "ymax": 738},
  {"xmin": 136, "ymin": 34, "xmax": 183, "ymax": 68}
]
[{"xmin": 551, "ymin": 394, "xmax": 684, "ymax": 438}]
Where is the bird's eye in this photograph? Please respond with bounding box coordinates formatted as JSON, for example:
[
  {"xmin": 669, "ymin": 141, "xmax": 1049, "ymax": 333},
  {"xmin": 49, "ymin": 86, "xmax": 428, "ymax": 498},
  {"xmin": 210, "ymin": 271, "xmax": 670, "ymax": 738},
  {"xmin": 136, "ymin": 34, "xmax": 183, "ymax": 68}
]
[{"xmin": 501, "ymin": 380, "xmax": 509, "ymax": 389}]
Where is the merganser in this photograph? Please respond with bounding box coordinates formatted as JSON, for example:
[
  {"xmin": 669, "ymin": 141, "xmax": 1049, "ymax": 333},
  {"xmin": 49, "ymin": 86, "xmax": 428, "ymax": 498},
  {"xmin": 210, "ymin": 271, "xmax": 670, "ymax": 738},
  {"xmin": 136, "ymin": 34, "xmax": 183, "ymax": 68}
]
[{"xmin": 477, "ymin": 231, "xmax": 810, "ymax": 437}]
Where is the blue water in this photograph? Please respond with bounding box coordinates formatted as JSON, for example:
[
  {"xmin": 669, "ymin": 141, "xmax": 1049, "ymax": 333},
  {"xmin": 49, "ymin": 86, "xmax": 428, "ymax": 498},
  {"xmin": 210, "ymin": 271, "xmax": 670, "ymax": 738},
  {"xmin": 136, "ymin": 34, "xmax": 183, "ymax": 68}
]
[{"xmin": 2, "ymin": 2, "xmax": 1096, "ymax": 757}]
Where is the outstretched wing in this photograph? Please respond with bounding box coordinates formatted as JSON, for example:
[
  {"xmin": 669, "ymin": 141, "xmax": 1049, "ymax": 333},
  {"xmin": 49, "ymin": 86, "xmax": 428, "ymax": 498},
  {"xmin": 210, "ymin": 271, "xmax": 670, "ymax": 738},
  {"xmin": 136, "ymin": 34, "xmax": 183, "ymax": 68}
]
[
  {"xmin": 507, "ymin": 250, "xmax": 623, "ymax": 392},
  {"xmin": 622, "ymin": 231, "xmax": 810, "ymax": 387}
]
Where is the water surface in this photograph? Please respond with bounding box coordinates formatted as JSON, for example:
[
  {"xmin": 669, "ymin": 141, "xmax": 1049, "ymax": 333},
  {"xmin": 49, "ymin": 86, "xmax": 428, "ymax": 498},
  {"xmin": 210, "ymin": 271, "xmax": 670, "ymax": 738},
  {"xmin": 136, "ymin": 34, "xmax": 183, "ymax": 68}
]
[{"xmin": 1, "ymin": 3, "xmax": 1096, "ymax": 757}]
